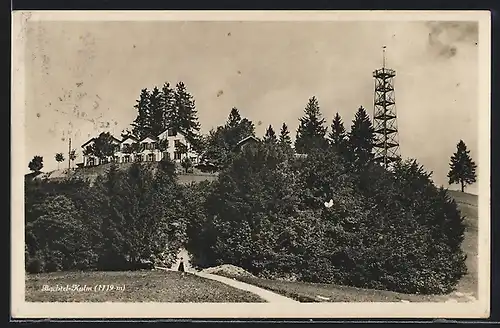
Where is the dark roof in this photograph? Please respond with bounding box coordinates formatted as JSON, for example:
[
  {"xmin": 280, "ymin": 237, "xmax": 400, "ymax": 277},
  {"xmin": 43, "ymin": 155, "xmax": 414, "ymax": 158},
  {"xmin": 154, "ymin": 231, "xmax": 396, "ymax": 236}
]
[
  {"xmin": 139, "ymin": 134, "xmax": 159, "ymax": 142},
  {"xmin": 157, "ymin": 127, "xmax": 188, "ymax": 138},
  {"xmin": 81, "ymin": 138, "xmax": 95, "ymax": 148},
  {"xmin": 121, "ymin": 135, "xmax": 138, "ymax": 143},
  {"xmin": 110, "ymin": 136, "xmax": 122, "ymax": 143},
  {"xmin": 236, "ymin": 135, "xmax": 260, "ymax": 146},
  {"xmin": 82, "ymin": 133, "xmax": 122, "ymax": 148}
]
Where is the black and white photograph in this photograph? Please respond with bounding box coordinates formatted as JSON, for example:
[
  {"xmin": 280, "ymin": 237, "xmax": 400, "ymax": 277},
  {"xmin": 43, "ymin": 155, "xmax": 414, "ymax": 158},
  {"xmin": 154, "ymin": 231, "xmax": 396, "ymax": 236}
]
[{"xmin": 11, "ymin": 11, "xmax": 490, "ymax": 319}]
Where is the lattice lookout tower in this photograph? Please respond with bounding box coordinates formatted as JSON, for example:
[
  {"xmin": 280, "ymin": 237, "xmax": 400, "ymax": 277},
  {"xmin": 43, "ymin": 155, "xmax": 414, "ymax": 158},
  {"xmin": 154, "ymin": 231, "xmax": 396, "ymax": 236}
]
[{"xmin": 372, "ymin": 46, "xmax": 401, "ymax": 168}]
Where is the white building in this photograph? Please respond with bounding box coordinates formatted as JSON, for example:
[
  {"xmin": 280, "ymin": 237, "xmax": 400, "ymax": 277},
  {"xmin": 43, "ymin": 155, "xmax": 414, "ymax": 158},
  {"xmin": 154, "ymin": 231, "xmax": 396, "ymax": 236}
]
[{"xmin": 80, "ymin": 129, "xmax": 199, "ymax": 167}]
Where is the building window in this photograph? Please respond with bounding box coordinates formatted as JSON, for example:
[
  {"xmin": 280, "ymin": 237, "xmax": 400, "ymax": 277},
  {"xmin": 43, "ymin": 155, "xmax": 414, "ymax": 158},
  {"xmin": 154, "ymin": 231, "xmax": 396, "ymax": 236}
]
[
  {"xmin": 163, "ymin": 152, "xmax": 170, "ymax": 160},
  {"xmin": 147, "ymin": 153, "xmax": 155, "ymax": 162},
  {"xmin": 124, "ymin": 155, "xmax": 130, "ymax": 163},
  {"xmin": 113, "ymin": 156, "xmax": 119, "ymax": 163},
  {"xmin": 136, "ymin": 154, "xmax": 143, "ymax": 162},
  {"xmin": 174, "ymin": 139, "xmax": 181, "ymax": 147},
  {"xmin": 168, "ymin": 128, "xmax": 177, "ymax": 137},
  {"xmin": 174, "ymin": 152, "xmax": 182, "ymax": 160},
  {"xmin": 88, "ymin": 158, "xmax": 95, "ymax": 166},
  {"xmin": 159, "ymin": 139, "xmax": 169, "ymax": 150}
]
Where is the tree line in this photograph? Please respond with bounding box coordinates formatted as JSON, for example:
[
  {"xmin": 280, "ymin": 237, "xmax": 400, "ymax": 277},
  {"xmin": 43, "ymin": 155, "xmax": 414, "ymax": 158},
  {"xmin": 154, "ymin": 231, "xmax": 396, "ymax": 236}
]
[
  {"xmin": 30, "ymin": 82, "xmax": 476, "ymax": 192},
  {"xmin": 25, "ymin": 82, "xmax": 477, "ymax": 295}
]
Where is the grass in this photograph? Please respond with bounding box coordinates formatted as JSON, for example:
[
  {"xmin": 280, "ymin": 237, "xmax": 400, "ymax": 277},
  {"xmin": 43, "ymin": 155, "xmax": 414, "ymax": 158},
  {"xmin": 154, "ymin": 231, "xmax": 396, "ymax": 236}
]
[
  {"xmin": 33, "ymin": 162, "xmax": 218, "ymax": 186},
  {"xmin": 448, "ymin": 190, "xmax": 478, "ymax": 297},
  {"xmin": 25, "ymin": 270, "xmax": 266, "ymax": 302},
  {"xmin": 216, "ymin": 190, "xmax": 479, "ymax": 303},
  {"xmin": 220, "ymin": 274, "xmax": 454, "ymax": 303}
]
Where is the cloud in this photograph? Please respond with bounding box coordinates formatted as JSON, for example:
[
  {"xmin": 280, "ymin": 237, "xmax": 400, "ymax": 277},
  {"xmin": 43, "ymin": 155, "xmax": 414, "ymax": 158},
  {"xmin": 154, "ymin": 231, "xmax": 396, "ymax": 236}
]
[{"xmin": 426, "ymin": 21, "xmax": 478, "ymax": 58}]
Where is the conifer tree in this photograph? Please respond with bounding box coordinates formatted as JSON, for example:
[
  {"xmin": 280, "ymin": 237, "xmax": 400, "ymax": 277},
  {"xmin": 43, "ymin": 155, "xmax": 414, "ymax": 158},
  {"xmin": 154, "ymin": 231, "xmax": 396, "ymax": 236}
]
[
  {"xmin": 226, "ymin": 107, "xmax": 242, "ymax": 130},
  {"xmin": 202, "ymin": 108, "xmax": 255, "ymax": 169},
  {"xmin": 161, "ymin": 82, "xmax": 176, "ymax": 132},
  {"xmin": 329, "ymin": 112, "xmax": 347, "ymax": 148},
  {"xmin": 149, "ymin": 86, "xmax": 164, "ymax": 136},
  {"xmin": 263, "ymin": 125, "xmax": 278, "ymax": 145},
  {"xmin": 174, "ymin": 82, "xmax": 201, "ymax": 137},
  {"xmin": 294, "ymin": 96, "xmax": 328, "ymax": 154},
  {"xmin": 279, "ymin": 123, "xmax": 292, "ymax": 148},
  {"xmin": 447, "ymin": 140, "xmax": 477, "ymax": 192},
  {"xmin": 97, "ymin": 162, "xmax": 126, "ymax": 270},
  {"xmin": 131, "ymin": 88, "xmax": 152, "ymax": 139},
  {"xmin": 348, "ymin": 106, "xmax": 375, "ymax": 162},
  {"xmin": 224, "ymin": 107, "xmax": 255, "ymax": 147}
]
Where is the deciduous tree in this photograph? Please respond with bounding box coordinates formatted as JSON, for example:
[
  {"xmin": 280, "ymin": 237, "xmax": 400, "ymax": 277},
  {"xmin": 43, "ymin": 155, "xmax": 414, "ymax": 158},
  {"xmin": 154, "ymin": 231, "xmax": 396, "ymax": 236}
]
[
  {"xmin": 55, "ymin": 153, "xmax": 65, "ymax": 169},
  {"xmin": 28, "ymin": 155, "xmax": 43, "ymax": 173}
]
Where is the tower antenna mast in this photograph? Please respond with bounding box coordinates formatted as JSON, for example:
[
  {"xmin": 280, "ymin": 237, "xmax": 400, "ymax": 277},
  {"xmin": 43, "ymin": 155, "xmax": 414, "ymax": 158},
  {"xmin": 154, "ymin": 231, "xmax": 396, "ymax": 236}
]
[
  {"xmin": 372, "ymin": 45, "xmax": 401, "ymax": 169},
  {"xmin": 382, "ymin": 45, "xmax": 386, "ymax": 68},
  {"xmin": 68, "ymin": 137, "xmax": 72, "ymax": 171}
]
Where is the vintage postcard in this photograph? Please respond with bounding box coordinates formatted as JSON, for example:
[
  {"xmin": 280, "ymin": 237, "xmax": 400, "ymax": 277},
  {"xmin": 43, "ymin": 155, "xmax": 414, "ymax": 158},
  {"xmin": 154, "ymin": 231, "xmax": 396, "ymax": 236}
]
[{"xmin": 11, "ymin": 10, "xmax": 491, "ymax": 319}]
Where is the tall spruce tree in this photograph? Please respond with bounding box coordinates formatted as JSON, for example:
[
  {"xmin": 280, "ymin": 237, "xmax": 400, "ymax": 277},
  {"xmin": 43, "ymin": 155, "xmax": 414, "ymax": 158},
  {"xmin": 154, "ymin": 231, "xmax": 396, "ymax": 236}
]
[
  {"xmin": 294, "ymin": 96, "xmax": 328, "ymax": 154},
  {"xmin": 202, "ymin": 108, "xmax": 255, "ymax": 169},
  {"xmin": 174, "ymin": 82, "xmax": 201, "ymax": 137},
  {"xmin": 161, "ymin": 82, "xmax": 177, "ymax": 132},
  {"xmin": 329, "ymin": 112, "xmax": 347, "ymax": 148},
  {"xmin": 131, "ymin": 88, "xmax": 152, "ymax": 139},
  {"xmin": 149, "ymin": 86, "xmax": 164, "ymax": 136},
  {"xmin": 224, "ymin": 107, "xmax": 255, "ymax": 147},
  {"xmin": 447, "ymin": 140, "xmax": 477, "ymax": 192},
  {"xmin": 97, "ymin": 162, "xmax": 126, "ymax": 270},
  {"xmin": 263, "ymin": 125, "xmax": 278, "ymax": 145},
  {"xmin": 348, "ymin": 106, "xmax": 375, "ymax": 162},
  {"xmin": 226, "ymin": 107, "xmax": 242, "ymax": 130},
  {"xmin": 279, "ymin": 123, "xmax": 292, "ymax": 147}
]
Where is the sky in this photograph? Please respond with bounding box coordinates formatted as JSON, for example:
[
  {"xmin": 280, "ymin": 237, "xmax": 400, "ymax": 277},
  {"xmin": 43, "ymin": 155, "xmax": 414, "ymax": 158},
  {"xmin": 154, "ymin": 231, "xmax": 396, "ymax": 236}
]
[{"xmin": 23, "ymin": 20, "xmax": 479, "ymax": 194}]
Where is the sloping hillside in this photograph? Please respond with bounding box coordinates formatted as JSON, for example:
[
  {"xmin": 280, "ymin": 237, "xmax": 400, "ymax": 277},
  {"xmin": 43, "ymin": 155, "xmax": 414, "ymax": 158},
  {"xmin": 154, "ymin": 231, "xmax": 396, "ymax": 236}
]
[
  {"xmin": 447, "ymin": 190, "xmax": 478, "ymax": 297},
  {"xmin": 29, "ymin": 163, "xmax": 218, "ymax": 186}
]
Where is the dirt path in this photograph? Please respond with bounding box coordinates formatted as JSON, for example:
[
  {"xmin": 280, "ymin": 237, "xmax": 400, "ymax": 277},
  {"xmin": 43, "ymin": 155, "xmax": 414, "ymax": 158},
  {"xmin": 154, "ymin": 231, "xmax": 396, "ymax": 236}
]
[{"xmin": 193, "ymin": 271, "xmax": 300, "ymax": 303}]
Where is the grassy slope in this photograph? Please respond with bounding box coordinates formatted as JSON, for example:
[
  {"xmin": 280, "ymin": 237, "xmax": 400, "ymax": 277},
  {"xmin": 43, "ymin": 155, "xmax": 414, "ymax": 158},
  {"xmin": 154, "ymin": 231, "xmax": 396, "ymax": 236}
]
[
  {"xmin": 34, "ymin": 163, "xmax": 218, "ymax": 185},
  {"xmin": 219, "ymin": 190, "xmax": 479, "ymax": 303},
  {"xmin": 26, "ymin": 270, "xmax": 265, "ymax": 302},
  {"xmin": 447, "ymin": 190, "xmax": 478, "ymax": 297}
]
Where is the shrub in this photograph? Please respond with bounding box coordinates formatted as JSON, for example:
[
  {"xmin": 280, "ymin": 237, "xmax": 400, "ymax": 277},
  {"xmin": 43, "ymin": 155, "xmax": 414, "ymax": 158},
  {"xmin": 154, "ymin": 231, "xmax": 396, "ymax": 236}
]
[
  {"xmin": 196, "ymin": 143, "xmax": 467, "ymax": 295},
  {"xmin": 26, "ymin": 258, "xmax": 44, "ymax": 274},
  {"xmin": 92, "ymin": 162, "xmax": 186, "ymax": 271}
]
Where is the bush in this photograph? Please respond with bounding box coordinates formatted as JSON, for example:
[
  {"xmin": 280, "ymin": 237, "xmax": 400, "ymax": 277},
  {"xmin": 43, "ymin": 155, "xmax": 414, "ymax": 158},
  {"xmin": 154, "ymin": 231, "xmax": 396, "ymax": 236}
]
[
  {"xmin": 194, "ymin": 144, "xmax": 467, "ymax": 295},
  {"xmin": 26, "ymin": 258, "xmax": 44, "ymax": 274},
  {"xmin": 24, "ymin": 161, "xmax": 185, "ymax": 273},
  {"xmin": 92, "ymin": 162, "xmax": 186, "ymax": 271}
]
